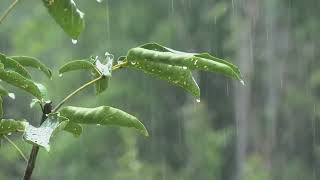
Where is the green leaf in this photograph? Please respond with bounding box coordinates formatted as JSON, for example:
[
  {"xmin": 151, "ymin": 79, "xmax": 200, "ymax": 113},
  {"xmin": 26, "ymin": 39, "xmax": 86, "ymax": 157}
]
[
  {"xmin": 0, "ymin": 68, "xmax": 43, "ymax": 99},
  {"xmin": 10, "ymin": 56, "xmax": 52, "ymax": 79},
  {"xmin": 0, "ymin": 54, "xmax": 31, "ymax": 78},
  {"xmin": 95, "ymin": 76, "xmax": 109, "ymax": 95},
  {"xmin": 35, "ymin": 83, "xmax": 49, "ymax": 101},
  {"xmin": 128, "ymin": 59, "xmax": 200, "ymax": 98},
  {"xmin": 42, "ymin": 0, "xmax": 85, "ymax": 39},
  {"xmin": 59, "ymin": 106, "xmax": 148, "ymax": 136},
  {"xmin": 58, "ymin": 59, "xmax": 96, "ymax": 75},
  {"xmin": 0, "ymin": 119, "xmax": 27, "ymax": 135},
  {"xmin": 127, "ymin": 43, "xmax": 243, "ymax": 82},
  {"xmin": 63, "ymin": 122, "xmax": 82, "ymax": 137}
]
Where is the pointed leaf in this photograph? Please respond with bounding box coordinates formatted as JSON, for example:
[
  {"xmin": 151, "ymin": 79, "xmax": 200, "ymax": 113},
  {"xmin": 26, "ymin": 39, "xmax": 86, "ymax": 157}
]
[
  {"xmin": 10, "ymin": 56, "xmax": 52, "ymax": 79},
  {"xmin": 0, "ymin": 68, "xmax": 43, "ymax": 99},
  {"xmin": 128, "ymin": 59, "xmax": 200, "ymax": 98},
  {"xmin": 59, "ymin": 106, "xmax": 148, "ymax": 136},
  {"xmin": 59, "ymin": 59, "xmax": 96, "ymax": 75},
  {"xmin": 42, "ymin": 0, "xmax": 85, "ymax": 39},
  {"xmin": 0, "ymin": 54, "xmax": 31, "ymax": 78},
  {"xmin": 0, "ymin": 119, "xmax": 27, "ymax": 134},
  {"xmin": 35, "ymin": 83, "xmax": 49, "ymax": 101},
  {"xmin": 127, "ymin": 43, "xmax": 243, "ymax": 81}
]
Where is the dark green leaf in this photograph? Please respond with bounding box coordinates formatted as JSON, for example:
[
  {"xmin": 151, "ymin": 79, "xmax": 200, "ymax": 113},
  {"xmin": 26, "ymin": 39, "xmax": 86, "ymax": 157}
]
[
  {"xmin": 59, "ymin": 106, "xmax": 148, "ymax": 136},
  {"xmin": 0, "ymin": 68, "xmax": 43, "ymax": 99},
  {"xmin": 0, "ymin": 97, "xmax": 3, "ymax": 118},
  {"xmin": 128, "ymin": 59, "xmax": 200, "ymax": 98},
  {"xmin": 0, "ymin": 119, "xmax": 27, "ymax": 134},
  {"xmin": 95, "ymin": 76, "xmax": 109, "ymax": 95},
  {"xmin": 10, "ymin": 56, "xmax": 52, "ymax": 79},
  {"xmin": 0, "ymin": 84, "xmax": 9, "ymax": 97},
  {"xmin": 0, "ymin": 54, "xmax": 31, "ymax": 78},
  {"xmin": 127, "ymin": 43, "xmax": 243, "ymax": 82},
  {"xmin": 42, "ymin": 0, "xmax": 85, "ymax": 39}
]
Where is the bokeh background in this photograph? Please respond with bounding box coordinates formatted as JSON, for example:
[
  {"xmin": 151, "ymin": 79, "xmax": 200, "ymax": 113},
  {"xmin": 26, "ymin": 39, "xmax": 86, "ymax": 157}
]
[{"xmin": 1, "ymin": 0, "xmax": 320, "ymax": 179}]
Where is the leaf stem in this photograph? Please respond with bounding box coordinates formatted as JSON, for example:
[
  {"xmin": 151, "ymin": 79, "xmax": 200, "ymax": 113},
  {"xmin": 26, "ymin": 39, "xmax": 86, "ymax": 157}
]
[
  {"xmin": 3, "ymin": 135, "xmax": 27, "ymax": 162},
  {"xmin": 0, "ymin": 0, "xmax": 20, "ymax": 24},
  {"xmin": 52, "ymin": 60, "xmax": 128, "ymax": 113},
  {"xmin": 53, "ymin": 76, "xmax": 103, "ymax": 112}
]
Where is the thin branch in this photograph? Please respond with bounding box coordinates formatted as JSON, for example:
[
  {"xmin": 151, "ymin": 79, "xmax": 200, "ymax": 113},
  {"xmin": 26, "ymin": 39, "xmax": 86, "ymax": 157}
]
[
  {"xmin": 52, "ymin": 76, "xmax": 103, "ymax": 112},
  {"xmin": 3, "ymin": 135, "xmax": 27, "ymax": 162},
  {"xmin": 0, "ymin": 0, "xmax": 20, "ymax": 24},
  {"xmin": 52, "ymin": 61, "xmax": 129, "ymax": 112}
]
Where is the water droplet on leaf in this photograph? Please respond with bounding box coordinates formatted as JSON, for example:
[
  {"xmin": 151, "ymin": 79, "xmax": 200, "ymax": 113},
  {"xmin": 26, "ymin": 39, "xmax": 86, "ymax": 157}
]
[
  {"xmin": 240, "ymin": 80, "xmax": 245, "ymax": 86},
  {"xmin": 196, "ymin": 99, "xmax": 201, "ymax": 103},
  {"xmin": 59, "ymin": 74, "xmax": 63, "ymax": 77}
]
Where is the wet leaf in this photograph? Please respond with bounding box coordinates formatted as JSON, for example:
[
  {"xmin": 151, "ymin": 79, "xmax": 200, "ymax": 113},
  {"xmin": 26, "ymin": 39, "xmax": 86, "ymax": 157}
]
[
  {"xmin": 10, "ymin": 56, "xmax": 52, "ymax": 79},
  {"xmin": 0, "ymin": 68, "xmax": 43, "ymax": 99},
  {"xmin": 0, "ymin": 54, "xmax": 31, "ymax": 78},
  {"xmin": 0, "ymin": 119, "xmax": 27, "ymax": 135},
  {"xmin": 128, "ymin": 59, "xmax": 200, "ymax": 98},
  {"xmin": 58, "ymin": 59, "xmax": 96, "ymax": 75},
  {"xmin": 0, "ymin": 84, "xmax": 9, "ymax": 97},
  {"xmin": 59, "ymin": 106, "xmax": 148, "ymax": 136},
  {"xmin": 42, "ymin": 0, "xmax": 85, "ymax": 39},
  {"xmin": 127, "ymin": 43, "xmax": 243, "ymax": 82},
  {"xmin": 35, "ymin": 83, "xmax": 49, "ymax": 101}
]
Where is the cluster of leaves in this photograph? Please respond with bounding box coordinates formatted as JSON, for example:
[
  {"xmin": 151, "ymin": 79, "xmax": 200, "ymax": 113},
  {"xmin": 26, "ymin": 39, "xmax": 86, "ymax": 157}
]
[{"xmin": 0, "ymin": 0, "xmax": 243, "ymax": 152}]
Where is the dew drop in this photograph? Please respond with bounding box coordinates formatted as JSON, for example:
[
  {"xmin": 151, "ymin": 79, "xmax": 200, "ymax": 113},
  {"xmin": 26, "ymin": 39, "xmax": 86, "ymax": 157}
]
[
  {"xmin": 131, "ymin": 61, "xmax": 137, "ymax": 65},
  {"xmin": 8, "ymin": 93, "xmax": 15, "ymax": 99},
  {"xmin": 97, "ymin": 124, "xmax": 101, "ymax": 126},
  {"xmin": 96, "ymin": 0, "xmax": 102, "ymax": 3},
  {"xmin": 71, "ymin": 39, "xmax": 78, "ymax": 44},
  {"xmin": 8, "ymin": 133, "xmax": 12, "ymax": 136},
  {"xmin": 59, "ymin": 74, "xmax": 63, "ymax": 77},
  {"xmin": 182, "ymin": 66, "xmax": 187, "ymax": 70},
  {"xmin": 196, "ymin": 99, "xmax": 201, "ymax": 103}
]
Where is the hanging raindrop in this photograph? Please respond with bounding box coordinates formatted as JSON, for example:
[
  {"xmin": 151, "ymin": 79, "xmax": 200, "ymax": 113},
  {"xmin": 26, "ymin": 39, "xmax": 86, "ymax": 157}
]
[
  {"xmin": 71, "ymin": 39, "xmax": 78, "ymax": 44},
  {"xmin": 8, "ymin": 93, "xmax": 15, "ymax": 99}
]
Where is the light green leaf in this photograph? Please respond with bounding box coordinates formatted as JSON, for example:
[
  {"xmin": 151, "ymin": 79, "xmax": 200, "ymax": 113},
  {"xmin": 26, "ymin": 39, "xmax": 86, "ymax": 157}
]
[
  {"xmin": 0, "ymin": 68, "xmax": 43, "ymax": 99},
  {"xmin": 0, "ymin": 119, "xmax": 27, "ymax": 134},
  {"xmin": 35, "ymin": 83, "xmax": 49, "ymax": 101},
  {"xmin": 42, "ymin": 0, "xmax": 85, "ymax": 39},
  {"xmin": 10, "ymin": 56, "xmax": 52, "ymax": 79},
  {"xmin": 59, "ymin": 106, "xmax": 148, "ymax": 136},
  {"xmin": 127, "ymin": 43, "xmax": 243, "ymax": 82},
  {"xmin": 59, "ymin": 59, "xmax": 96, "ymax": 75},
  {"xmin": 0, "ymin": 54, "xmax": 31, "ymax": 78}
]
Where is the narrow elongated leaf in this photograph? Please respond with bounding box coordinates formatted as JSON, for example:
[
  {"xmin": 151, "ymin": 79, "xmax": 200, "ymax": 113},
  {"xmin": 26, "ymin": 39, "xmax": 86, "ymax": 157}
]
[
  {"xmin": 10, "ymin": 56, "xmax": 52, "ymax": 79},
  {"xmin": 0, "ymin": 68, "xmax": 43, "ymax": 99},
  {"xmin": 0, "ymin": 54, "xmax": 31, "ymax": 78},
  {"xmin": 35, "ymin": 83, "xmax": 49, "ymax": 101},
  {"xmin": 59, "ymin": 106, "xmax": 148, "ymax": 136},
  {"xmin": 42, "ymin": 0, "xmax": 85, "ymax": 39},
  {"xmin": 128, "ymin": 59, "xmax": 200, "ymax": 98},
  {"xmin": 0, "ymin": 119, "xmax": 27, "ymax": 134},
  {"xmin": 59, "ymin": 59, "xmax": 96, "ymax": 75},
  {"xmin": 127, "ymin": 43, "xmax": 243, "ymax": 81}
]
